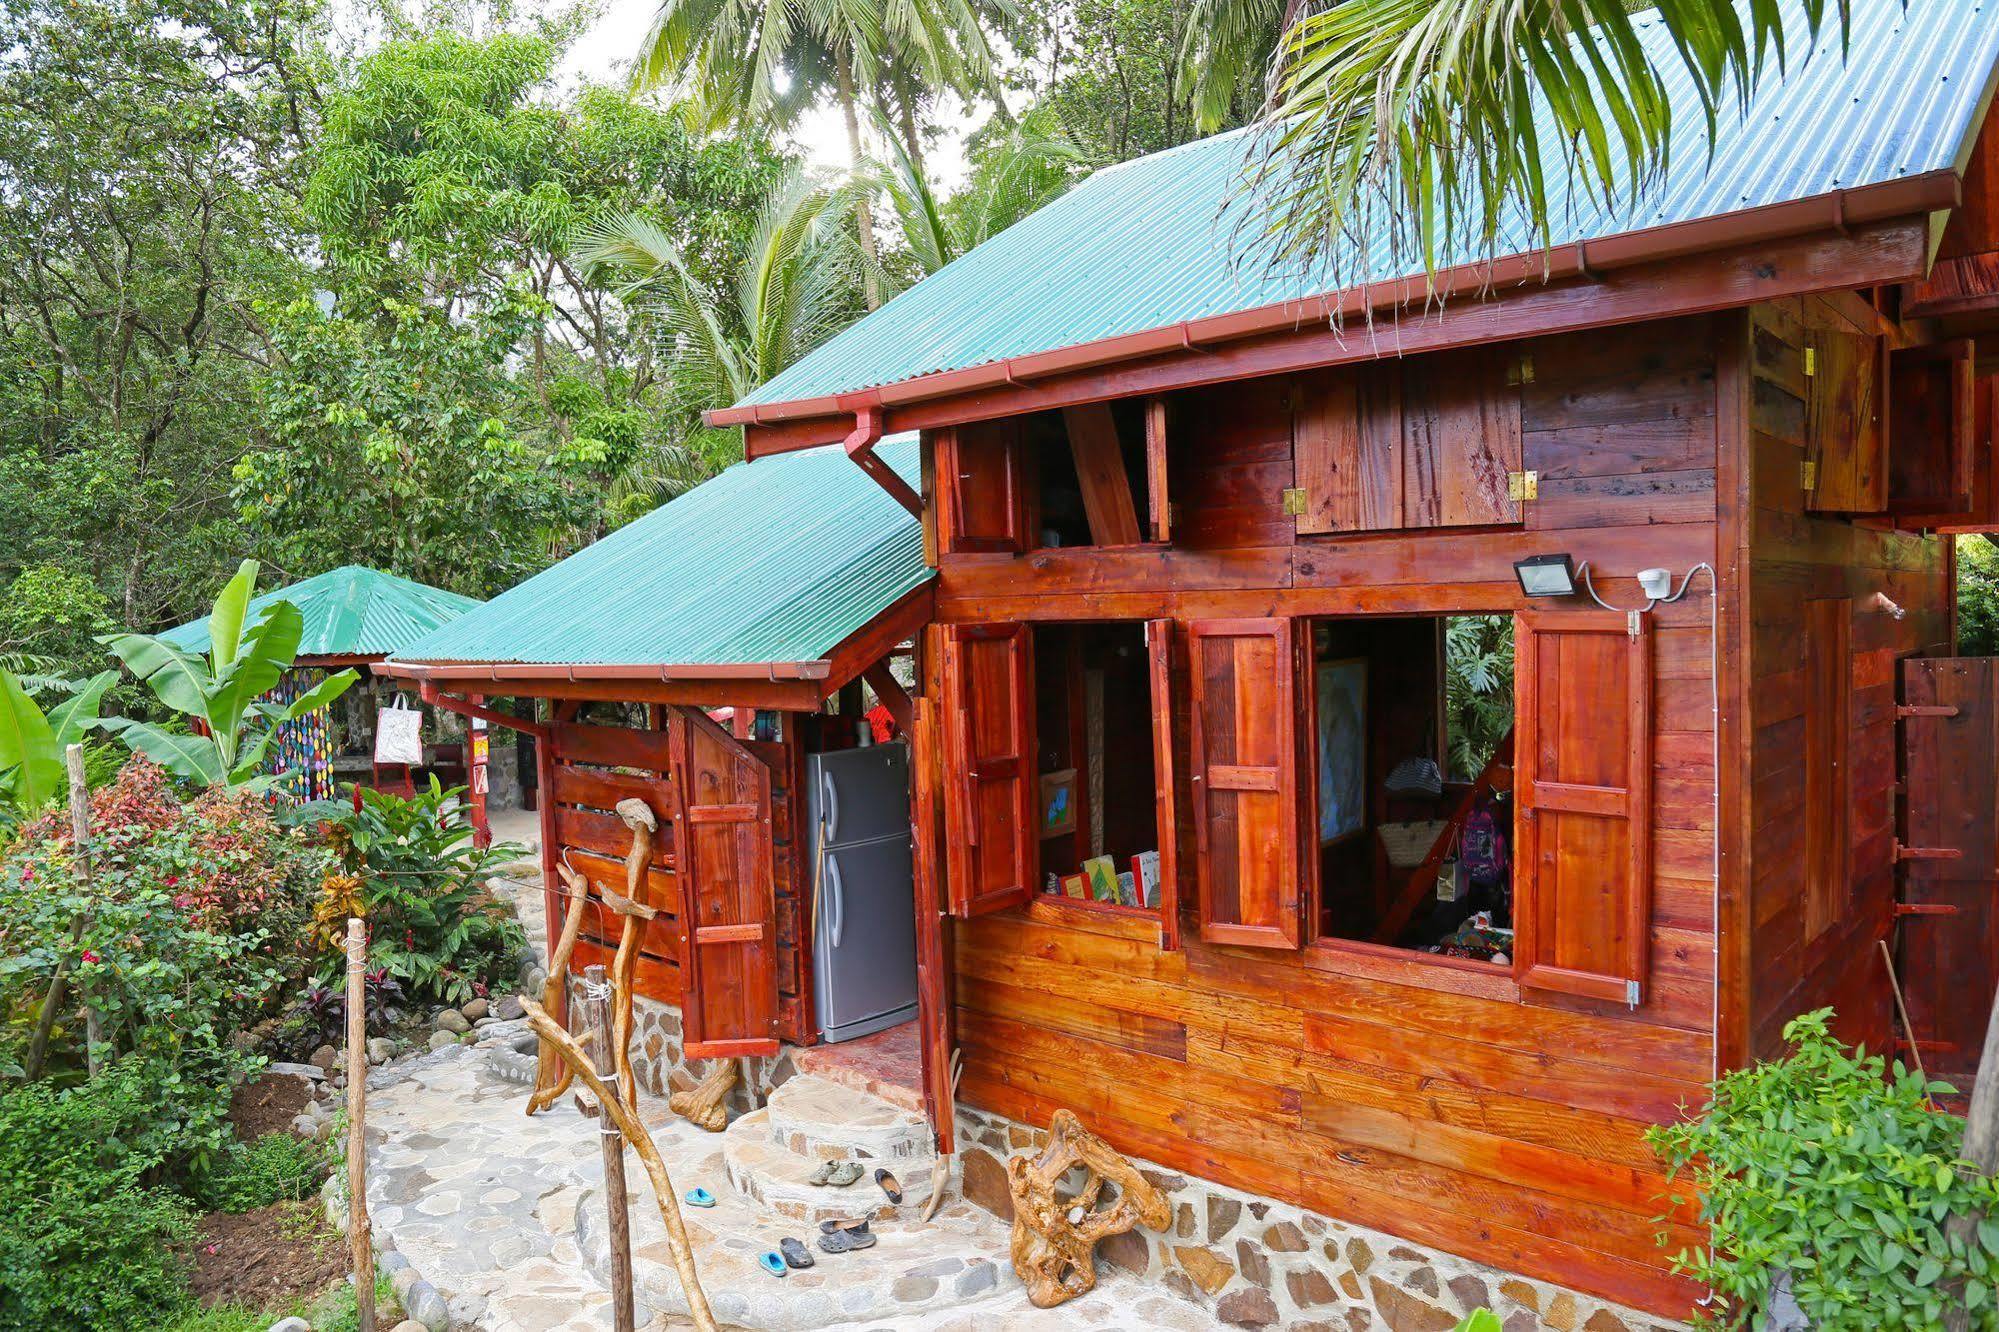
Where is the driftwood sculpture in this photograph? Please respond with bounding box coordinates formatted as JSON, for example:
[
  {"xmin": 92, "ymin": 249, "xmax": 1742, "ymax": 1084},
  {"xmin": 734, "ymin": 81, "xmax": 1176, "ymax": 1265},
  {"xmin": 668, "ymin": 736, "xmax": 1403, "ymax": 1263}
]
[
  {"xmin": 521, "ymin": 996, "xmax": 718, "ymax": 1332},
  {"xmin": 606, "ymin": 798, "xmax": 659, "ymax": 1118},
  {"xmin": 1006, "ymin": 1109, "xmax": 1169, "ymax": 1308},
  {"xmin": 667, "ymin": 1059, "xmax": 738, "ymax": 1132},
  {"xmin": 525, "ymin": 860, "xmax": 590, "ymax": 1115}
]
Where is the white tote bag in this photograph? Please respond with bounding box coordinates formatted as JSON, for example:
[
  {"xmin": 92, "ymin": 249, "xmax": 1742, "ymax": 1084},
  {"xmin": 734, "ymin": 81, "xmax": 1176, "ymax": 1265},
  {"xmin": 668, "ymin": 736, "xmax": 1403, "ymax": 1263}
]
[{"xmin": 374, "ymin": 699, "xmax": 425, "ymax": 767}]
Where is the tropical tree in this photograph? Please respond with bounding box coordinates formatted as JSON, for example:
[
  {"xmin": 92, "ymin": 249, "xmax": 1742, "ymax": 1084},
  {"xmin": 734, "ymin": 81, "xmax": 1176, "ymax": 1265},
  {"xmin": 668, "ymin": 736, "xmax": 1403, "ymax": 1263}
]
[
  {"xmin": 1252, "ymin": 0, "xmax": 1852, "ymax": 276},
  {"xmin": 576, "ymin": 170, "xmax": 865, "ymax": 474},
  {"xmin": 875, "ymin": 109, "xmax": 1088, "ymax": 279},
  {"xmin": 0, "ymin": 670, "xmax": 115, "ymax": 830},
  {"xmin": 629, "ymin": 0, "xmax": 1013, "ymax": 307},
  {"xmin": 98, "ymin": 561, "xmax": 358, "ymax": 789}
]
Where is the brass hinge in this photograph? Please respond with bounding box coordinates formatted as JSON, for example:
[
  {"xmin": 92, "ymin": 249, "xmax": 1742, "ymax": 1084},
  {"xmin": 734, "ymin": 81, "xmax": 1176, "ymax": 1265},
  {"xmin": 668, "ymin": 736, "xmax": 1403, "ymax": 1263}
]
[
  {"xmin": 1507, "ymin": 470, "xmax": 1539, "ymax": 502},
  {"xmin": 1804, "ymin": 345, "xmax": 1817, "ymax": 377},
  {"xmin": 1801, "ymin": 460, "xmax": 1818, "ymax": 491},
  {"xmin": 1505, "ymin": 354, "xmax": 1536, "ymax": 386},
  {"xmin": 1281, "ymin": 487, "xmax": 1308, "ymax": 516}
]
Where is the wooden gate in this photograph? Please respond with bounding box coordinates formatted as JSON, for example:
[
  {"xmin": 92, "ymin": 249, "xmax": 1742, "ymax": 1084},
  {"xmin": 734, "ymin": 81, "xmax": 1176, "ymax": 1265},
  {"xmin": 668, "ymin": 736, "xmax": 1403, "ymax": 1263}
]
[{"xmin": 1898, "ymin": 658, "xmax": 1999, "ymax": 1086}]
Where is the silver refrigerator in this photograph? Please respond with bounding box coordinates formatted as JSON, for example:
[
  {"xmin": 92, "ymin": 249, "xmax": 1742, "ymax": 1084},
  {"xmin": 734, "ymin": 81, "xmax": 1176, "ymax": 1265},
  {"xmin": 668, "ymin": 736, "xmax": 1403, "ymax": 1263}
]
[{"xmin": 807, "ymin": 742, "xmax": 919, "ymax": 1043}]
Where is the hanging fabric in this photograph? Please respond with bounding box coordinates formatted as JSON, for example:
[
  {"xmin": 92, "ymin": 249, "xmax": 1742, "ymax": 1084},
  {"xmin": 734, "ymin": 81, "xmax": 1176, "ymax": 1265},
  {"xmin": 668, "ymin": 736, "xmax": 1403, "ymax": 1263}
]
[
  {"xmin": 265, "ymin": 668, "xmax": 334, "ymax": 805},
  {"xmin": 375, "ymin": 697, "xmax": 425, "ymax": 767}
]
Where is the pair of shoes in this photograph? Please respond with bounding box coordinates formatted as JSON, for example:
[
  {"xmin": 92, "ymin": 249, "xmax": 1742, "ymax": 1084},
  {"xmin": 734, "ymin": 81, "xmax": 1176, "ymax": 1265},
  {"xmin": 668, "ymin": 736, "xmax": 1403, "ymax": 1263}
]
[
  {"xmin": 807, "ymin": 1159, "xmax": 864, "ymax": 1187},
  {"xmin": 818, "ymin": 1222, "xmax": 877, "ymax": 1255},
  {"xmin": 760, "ymin": 1235, "xmax": 820, "ymax": 1275}
]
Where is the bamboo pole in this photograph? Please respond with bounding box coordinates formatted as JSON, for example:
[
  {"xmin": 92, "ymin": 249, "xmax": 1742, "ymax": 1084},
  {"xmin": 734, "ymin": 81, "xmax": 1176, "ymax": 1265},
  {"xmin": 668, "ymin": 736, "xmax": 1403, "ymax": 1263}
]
[
  {"xmin": 582, "ymin": 964, "xmax": 636, "ymax": 1332},
  {"xmin": 520, "ymin": 996, "xmax": 717, "ymax": 1332},
  {"xmin": 346, "ymin": 917, "xmax": 376, "ymax": 1332}
]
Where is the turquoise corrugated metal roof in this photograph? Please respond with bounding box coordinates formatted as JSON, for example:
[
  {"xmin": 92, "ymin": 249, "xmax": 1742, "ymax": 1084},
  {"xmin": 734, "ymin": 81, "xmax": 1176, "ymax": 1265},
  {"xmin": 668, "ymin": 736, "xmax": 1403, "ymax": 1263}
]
[
  {"xmin": 739, "ymin": 0, "xmax": 1999, "ymax": 410},
  {"xmin": 389, "ymin": 436, "xmax": 929, "ymax": 667},
  {"xmin": 161, "ymin": 566, "xmax": 481, "ymax": 659}
]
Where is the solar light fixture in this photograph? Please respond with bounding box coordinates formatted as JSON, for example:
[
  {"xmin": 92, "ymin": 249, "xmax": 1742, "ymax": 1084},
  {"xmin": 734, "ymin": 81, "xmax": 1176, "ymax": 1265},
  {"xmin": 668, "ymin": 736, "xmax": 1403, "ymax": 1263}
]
[{"xmin": 1513, "ymin": 553, "xmax": 1578, "ymax": 598}]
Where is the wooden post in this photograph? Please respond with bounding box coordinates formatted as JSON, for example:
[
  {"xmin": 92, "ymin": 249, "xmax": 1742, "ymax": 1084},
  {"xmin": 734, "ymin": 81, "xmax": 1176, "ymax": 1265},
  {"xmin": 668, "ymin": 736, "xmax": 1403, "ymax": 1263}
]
[
  {"xmin": 345, "ymin": 917, "xmax": 376, "ymax": 1332},
  {"xmin": 582, "ymin": 963, "xmax": 636, "ymax": 1332}
]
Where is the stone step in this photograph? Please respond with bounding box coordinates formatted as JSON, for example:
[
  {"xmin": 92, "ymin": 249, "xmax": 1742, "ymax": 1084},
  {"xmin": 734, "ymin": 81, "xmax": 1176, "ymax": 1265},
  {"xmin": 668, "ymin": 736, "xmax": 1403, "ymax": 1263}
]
[
  {"xmin": 763, "ymin": 1073, "xmax": 934, "ymax": 1163},
  {"xmin": 725, "ymin": 1111, "xmax": 936, "ymax": 1225}
]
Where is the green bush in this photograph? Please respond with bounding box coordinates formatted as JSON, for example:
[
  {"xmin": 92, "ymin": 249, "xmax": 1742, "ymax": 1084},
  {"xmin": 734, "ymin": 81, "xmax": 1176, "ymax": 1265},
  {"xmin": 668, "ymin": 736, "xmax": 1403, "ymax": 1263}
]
[
  {"xmin": 191, "ymin": 1131, "xmax": 331, "ymax": 1213},
  {"xmin": 0, "ymin": 1068, "xmax": 197, "ymax": 1330},
  {"xmin": 1960, "ymin": 535, "xmax": 1999, "ymax": 657},
  {"xmin": 1649, "ymin": 1009, "xmax": 1999, "ymax": 1329}
]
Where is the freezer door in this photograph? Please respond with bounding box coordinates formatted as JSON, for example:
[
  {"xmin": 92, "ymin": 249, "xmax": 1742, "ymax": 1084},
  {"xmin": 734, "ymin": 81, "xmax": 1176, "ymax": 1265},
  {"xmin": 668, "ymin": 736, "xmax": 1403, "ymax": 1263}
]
[
  {"xmin": 813, "ymin": 837, "xmax": 919, "ymax": 1037},
  {"xmin": 808, "ymin": 743, "xmax": 911, "ymax": 847}
]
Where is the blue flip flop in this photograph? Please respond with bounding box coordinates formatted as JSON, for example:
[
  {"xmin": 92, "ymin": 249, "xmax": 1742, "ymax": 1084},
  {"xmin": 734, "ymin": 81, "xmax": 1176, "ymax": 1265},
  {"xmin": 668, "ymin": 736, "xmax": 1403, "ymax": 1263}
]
[
  {"xmin": 758, "ymin": 1250, "xmax": 788, "ymax": 1277},
  {"xmin": 684, "ymin": 1187, "xmax": 716, "ymax": 1208}
]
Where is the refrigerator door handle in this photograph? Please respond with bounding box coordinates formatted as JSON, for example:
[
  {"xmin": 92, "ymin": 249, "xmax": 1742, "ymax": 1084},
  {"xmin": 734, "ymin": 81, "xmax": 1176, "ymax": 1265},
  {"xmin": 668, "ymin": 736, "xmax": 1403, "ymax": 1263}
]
[
  {"xmin": 820, "ymin": 771, "xmax": 840, "ymax": 843},
  {"xmin": 827, "ymin": 855, "xmax": 846, "ymax": 949}
]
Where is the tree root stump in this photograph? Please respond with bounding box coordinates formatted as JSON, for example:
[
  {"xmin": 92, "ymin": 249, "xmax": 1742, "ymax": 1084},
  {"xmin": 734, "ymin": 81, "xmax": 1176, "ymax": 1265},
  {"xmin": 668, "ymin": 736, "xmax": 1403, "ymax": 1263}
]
[
  {"xmin": 1005, "ymin": 1108, "xmax": 1169, "ymax": 1308},
  {"xmin": 668, "ymin": 1059, "xmax": 738, "ymax": 1132}
]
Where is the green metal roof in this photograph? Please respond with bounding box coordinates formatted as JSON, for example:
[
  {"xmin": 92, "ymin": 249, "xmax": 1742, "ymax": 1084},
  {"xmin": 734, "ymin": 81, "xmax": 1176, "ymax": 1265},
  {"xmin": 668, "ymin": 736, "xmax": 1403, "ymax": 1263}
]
[
  {"xmin": 735, "ymin": 0, "xmax": 1999, "ymax": 413},
  {"xmin": 389, "ymin": 435, "xmax": 929, "ymax": 668},
  {"xmin": 160, "ymin": 565, "xmax": 482, "ymax": 660}
]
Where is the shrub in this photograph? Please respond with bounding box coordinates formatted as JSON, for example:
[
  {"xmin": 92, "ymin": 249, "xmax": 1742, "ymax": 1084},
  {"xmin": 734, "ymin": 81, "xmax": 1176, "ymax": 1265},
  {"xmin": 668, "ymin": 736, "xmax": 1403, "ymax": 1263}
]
[
  {"xmin": 1649, "ymin": 1009, "xmax": 1999, "ymax": 1329},
  {"xmin": 0, "ymin": 1067, "xmax": 197, "ymax": 1330},
  {"xmin": 191, "ymin": 1131, "xmax": 331, "ymax": 1213},
  {"xmin": 294, "ymin": 780, "xmax": 524, "ymax": 1005}
]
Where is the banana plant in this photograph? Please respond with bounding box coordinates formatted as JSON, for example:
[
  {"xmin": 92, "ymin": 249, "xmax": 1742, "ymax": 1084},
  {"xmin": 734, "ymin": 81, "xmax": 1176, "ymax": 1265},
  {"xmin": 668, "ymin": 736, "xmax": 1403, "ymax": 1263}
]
[
  {"xmin": 98, "ymin": 559, "xmax": 358, "ymax": 789},
  {"xmin": 0, "ymin": 668, "xmax": 117, "ymax": 822}
]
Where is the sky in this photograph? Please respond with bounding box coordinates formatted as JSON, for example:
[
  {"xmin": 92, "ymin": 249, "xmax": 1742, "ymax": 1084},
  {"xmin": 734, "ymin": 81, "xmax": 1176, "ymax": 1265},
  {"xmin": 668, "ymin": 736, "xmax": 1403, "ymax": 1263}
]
[{"xmin": 557, "ymin": 0, "xmax": 986, "ymax": 189}]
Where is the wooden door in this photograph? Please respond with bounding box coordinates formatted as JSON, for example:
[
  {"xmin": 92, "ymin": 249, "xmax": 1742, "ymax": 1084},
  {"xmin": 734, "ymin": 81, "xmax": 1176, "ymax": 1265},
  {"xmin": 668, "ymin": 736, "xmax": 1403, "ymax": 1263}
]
[
  {"xmin": 669, "ymin": 705, "xmax": 779, "ymax": 1058},
  {"xmin": 1899, "ymin": 658, "xmax": 1999, "ymax": 1085},
  {"xmin": 1804, "ymin": 328, "xmax": 1890, "ymax": 512},
  {"xmin": 1513, "ymin": 611, "xmax": 1653, "ymax": 1005},
  {"xmin": 939, "ymin": 622, "xmax": 1036, "ymax": 916},
  {"xmin": 1187, "ymin": 618, "xmax": 1302, "ymax": 949},
  {"xmin": 1147, "ymin": 618, "xmax": 1182, "ymax": 951}
]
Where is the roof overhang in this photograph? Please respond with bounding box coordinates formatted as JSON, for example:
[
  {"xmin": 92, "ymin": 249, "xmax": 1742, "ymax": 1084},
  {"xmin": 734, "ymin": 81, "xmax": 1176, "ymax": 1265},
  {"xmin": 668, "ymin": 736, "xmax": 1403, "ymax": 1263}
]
[
  {"xmin": 376, "ymin": 581, "xmax": 934, "ymax": 712},
  {"xmin": 715, "ymin": 174, "xmax": 1959, "ymax": 458}
]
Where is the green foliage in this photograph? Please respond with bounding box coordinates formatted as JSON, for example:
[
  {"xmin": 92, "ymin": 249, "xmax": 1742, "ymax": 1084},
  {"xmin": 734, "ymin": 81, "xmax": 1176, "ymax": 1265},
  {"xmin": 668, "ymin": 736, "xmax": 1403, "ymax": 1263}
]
[
  {"xmin": 99, "ymin": 561, "xmax": 358, "ymax": 789},
  {"xmin": 1649, "ymin": 1009, "xmax": 1999, "ymax": 1330},
  {"xmin": 1453, "ymin": 1314, "xmax": 1503, "ymax": 1332},
  {"xmin": 0, "ymin": 565, "xmax": 114, "ymax": 681},
  {"xmin": 1959, "ymin": 536, "xmax": 1999, "ymax": 657},
  {"xmin": 1255, "ymin": 0, "xmax": 1852, "ymax": 278},
  {"xmin": 297, "ymin": 780, "xmax": 525, "ymax": 1005},
  {"xmin": 191, "ymin": 1132, "xmax": 332, "ymax": 1213},
  {"xmin": 0, "ymin": 1065, "xmax": 199, "ymax": 1330},
  {"xmin": 1443, "ymin": 615, "xmax": 1514, "ymax": 783},
  {"xmin": 0, "ymin": 667, "xmax": 114, "ymax": 832}
]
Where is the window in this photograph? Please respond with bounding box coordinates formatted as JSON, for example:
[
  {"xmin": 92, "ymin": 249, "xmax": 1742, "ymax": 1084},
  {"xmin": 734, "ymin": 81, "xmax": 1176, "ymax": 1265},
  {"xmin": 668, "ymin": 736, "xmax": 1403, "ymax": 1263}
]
[
  {"xmin": 933, "ymin": 403, "xmax": 1169, "ymax": 555},
  {"xmin": 1305, "ymin": 615, "xmax": 1517, "ymax": 966}
]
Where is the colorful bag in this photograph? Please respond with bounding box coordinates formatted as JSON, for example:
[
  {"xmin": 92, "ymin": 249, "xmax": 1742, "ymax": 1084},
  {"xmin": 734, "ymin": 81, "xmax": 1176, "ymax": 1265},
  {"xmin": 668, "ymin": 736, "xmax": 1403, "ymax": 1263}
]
[{"xmin": 1459, "ymin": 797, "xmax": 1509, "ymax": 890}]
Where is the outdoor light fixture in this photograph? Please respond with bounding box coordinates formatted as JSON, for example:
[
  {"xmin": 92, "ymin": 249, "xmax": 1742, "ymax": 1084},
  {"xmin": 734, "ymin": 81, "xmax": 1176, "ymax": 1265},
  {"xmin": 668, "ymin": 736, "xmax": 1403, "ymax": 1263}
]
[{"xmin": 1513, "ymin": 554, "xmax": 1578, "ymax": 598}]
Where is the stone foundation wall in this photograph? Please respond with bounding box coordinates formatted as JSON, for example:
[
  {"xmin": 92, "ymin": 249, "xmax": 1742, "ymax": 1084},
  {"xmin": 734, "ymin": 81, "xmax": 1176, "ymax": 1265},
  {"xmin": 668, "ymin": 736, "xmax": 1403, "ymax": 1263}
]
[
  {"xmin": 952, "ymin": 1106, "xmax": 1688, "ymax": 1332},
  {"xmin": 562, "ymin": 981, "xmax": 796, "ymax": 1119}
]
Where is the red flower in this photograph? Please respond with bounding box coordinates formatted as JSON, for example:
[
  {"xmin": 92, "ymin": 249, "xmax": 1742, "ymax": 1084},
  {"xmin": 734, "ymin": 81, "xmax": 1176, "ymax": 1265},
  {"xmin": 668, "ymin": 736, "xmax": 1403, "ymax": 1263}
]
[{"xmin": 80, "ymin": 950, "xmax": 99, "ymax": 964}]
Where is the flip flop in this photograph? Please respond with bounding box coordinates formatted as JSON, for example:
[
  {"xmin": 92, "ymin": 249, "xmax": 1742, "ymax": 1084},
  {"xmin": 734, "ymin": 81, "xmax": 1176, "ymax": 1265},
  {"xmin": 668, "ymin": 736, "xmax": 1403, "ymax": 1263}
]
[
  {"xmin": 818, "ymin": 1217, "xmax": 871, "ymax": 1235},
  {"xmin": 779, "ymin": 1237, "xmax": 815, "ymax": 1269},
  {"xmin": 684, "ymin": 1187, "xmax": 716, "ymax": 1208},
  {"xmin": 817, "ymin": 1226, "xmax": 878, "ymax": 1255},
  {"xmin": 875, "ymin": 1167, "xmax": 903, "ymax": 1204},
  {"xmin": 758, "ymin": 1250, "xmax": 788, "ymax": 1277}
]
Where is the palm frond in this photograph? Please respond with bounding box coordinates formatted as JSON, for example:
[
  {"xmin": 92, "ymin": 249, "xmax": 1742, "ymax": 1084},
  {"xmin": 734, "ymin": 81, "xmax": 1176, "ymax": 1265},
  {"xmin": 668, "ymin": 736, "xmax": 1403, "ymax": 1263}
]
[{"xmin": 1179, "ymin": 0, "xmax": 1286, "ymax": 132}]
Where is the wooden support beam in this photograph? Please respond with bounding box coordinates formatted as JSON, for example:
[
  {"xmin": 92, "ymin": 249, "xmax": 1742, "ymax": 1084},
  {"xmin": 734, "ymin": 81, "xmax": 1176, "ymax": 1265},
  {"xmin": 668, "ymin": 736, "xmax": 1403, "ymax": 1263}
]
[
  {"xmin": 1144, "ymin": 397, "xmax": 1170, "ymax": 543},
  {"xmin": 862, "ymin": 659, "xmax": 915, "ymax": 736},
  {"xmin": 1061, "ymin": 403, "xmax": 1143, "ymax": 545}
]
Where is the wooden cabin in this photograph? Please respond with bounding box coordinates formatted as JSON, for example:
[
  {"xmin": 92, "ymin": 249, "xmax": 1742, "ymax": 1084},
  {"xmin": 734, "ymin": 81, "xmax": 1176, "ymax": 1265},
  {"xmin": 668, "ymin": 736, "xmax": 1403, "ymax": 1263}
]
[
  {"xmin": 689, "ymin": 2, "xmax": 1999, "ymax": 1321},
  {"xmin": 384, "ymin": 441, "xmax": 933, "ymax": 1081}
]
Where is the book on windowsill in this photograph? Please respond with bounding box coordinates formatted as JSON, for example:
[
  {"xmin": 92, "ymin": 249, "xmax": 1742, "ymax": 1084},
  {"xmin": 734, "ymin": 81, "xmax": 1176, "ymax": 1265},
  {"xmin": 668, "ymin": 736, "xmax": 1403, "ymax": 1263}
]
[
  {"xmin": 1081, "ymin": 855, "xmax": 1120, "ymax": 904},
  {"xmin": 1131, "ymin": 850, "xmax": 1161, "ymax": 908}
]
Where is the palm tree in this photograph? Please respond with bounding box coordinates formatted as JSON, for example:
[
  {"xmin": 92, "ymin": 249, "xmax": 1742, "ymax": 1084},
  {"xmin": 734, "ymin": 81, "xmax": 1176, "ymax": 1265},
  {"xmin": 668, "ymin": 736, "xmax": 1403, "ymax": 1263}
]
[
  {"xmin": 629, "ymin": 0, "xmax": 1011, "ymax": 308},
  {"xmin": 1177, "ymin": 0, "xmax": 1287, "ymax": 133},
  {"xmin": 1249, "ymin": 0, "xmax": 1851, "ymax": 277}
]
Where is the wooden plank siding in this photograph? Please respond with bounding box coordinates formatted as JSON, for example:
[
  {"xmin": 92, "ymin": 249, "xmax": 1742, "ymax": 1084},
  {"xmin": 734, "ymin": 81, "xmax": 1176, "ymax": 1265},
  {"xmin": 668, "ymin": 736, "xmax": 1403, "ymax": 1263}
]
[
  {"xmin": 540, "ymin": 716, "xmax": 817, "ymax": 1046},
  {"xmin": 1736, "ymin": 298, "xmax": 1955, "ymax": 1063},
  {"xmin": 929, "ymin": 315, "xmax": 1726, "ymax": 1317}
]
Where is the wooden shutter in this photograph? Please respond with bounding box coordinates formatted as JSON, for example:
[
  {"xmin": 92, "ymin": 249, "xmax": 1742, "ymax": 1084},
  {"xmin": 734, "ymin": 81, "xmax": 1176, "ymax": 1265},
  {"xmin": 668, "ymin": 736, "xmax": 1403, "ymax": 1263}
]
[
  {"xmin": 1804, "ymin": 329, "xmax": 1890, "ymax": 512},
  {"xmin": 1888, "ymin": 340, "xmax": 1979, "ymax": 522},
  {"xmin": 1188, "ymin": 618, "xmax": 1302, "ymax": 949},
  {"xmin": 1803, "ymin": 598, "xmax": 1853, "ymax": 940},
  {"xmin": 1147, "ymin": 618, "xmax": 1182, "ymax": 951},
  {"xmin": 1295, "ymin": 363, "xmax": 1404, "ymax": 533},
  {"xmin": 939, "ymin": 622, "xmax": 1036, "ymax": 916},
  {"xmin": 1938, "ymin": 374, "xmax": 1999, "ymax": 533},
  {"xmin": 1513, "ymin": 611, "xmax": 1653, "ymax": 1004},
  {"xmin": 936, "ymin": 420, "xmax": 1027, "ymax": 553},
  {"xmin": 668, "ymin": 705, "xmax": 779, "ymax": 1058}
]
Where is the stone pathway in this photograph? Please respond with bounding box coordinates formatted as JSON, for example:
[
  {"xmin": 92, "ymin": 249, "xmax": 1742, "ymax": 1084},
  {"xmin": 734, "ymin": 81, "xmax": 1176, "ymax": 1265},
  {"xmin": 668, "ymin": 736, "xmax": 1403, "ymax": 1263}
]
[{"xmin": 360, "ymin": 1031, "xmax": 1224, "ymax": 1331}]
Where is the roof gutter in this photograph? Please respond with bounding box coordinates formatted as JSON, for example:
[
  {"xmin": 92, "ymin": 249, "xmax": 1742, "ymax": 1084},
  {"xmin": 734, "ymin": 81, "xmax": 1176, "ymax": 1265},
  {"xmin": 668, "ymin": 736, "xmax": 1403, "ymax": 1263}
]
[
  {"xmin": 378, "ymin": 658, "xmax": 835, "ymax": 684},
  {"xmin": 708, "ymin": 171, "xmax": 1962, "ymax": 433}
]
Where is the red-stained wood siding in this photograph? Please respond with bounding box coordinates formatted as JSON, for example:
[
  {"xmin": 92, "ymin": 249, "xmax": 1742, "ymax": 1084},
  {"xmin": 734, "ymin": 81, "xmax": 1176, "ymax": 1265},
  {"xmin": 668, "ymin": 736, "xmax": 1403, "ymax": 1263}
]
[
  {"xmin": 927, "ymin": 314, "xmax": 1726, "ymax": 1317},
  {"xmin": 1737, "ymin": 297, "xmax": 1954, "ymax": 1063}
]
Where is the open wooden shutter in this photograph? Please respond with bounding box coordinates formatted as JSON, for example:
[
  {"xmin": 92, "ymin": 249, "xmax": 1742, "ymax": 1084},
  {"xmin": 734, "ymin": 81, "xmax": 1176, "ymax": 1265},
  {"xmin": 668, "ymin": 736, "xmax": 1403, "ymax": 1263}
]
[
  {"xmin": 1804, "ymin": 328, "xmax": 1890, "ymax": 512},
  {"xmin": 668, "ymin": 705, "xmax": 779, "ymax": 1058},
  {"xmin": 936, "ymin": 420, "xmax": 1027, "ymax": 553},
  {"xmin": 939, "ymin": 622, "xmax": 1036, "ymax": 917},
  {"xmin": 1188, "ymin": 618, "xmax": 1302, "ymax": 949},
  {"xmin": 1889, "ymin": 339, "xmax": 1978, "ymax": 522},
  {"xmin": 1147, "ymin": 618, "xmax": 1182, "ymax": 951},
  {"xmin": 1938, "ymin": 374, "xmax": 1999, "ymax": 533},
  {"xmin": 1513, "ymin": 610, "xmax": 1653, "ymax": 1005}
]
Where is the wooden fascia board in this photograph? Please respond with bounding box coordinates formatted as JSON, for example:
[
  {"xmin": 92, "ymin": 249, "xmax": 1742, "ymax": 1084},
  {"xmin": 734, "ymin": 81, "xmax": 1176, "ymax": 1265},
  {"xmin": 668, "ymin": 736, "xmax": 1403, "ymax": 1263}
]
[
  {"xmin": 817, "ymin": 581, "xmax": 938, "ymax": 694},
  {"xmin": 740, "ymin": 215, "xmax": 1935, "ymax": 458}
]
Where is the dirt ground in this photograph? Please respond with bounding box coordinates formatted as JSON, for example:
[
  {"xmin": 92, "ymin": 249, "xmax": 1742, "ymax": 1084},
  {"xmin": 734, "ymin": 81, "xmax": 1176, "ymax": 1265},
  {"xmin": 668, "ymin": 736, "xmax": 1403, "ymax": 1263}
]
[
  {"xmin": 228, "ymin": 1069, "xmax": 313, "ymax": 1142},
  {"xmin": 189, "ymin": 1200, "xmax": 347, "ymax": 1310}
]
